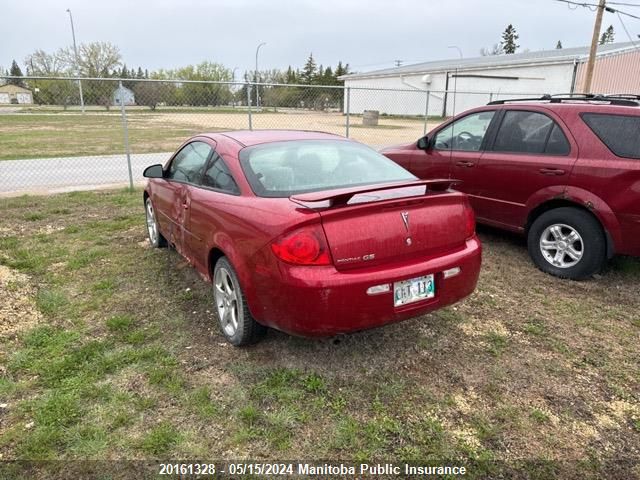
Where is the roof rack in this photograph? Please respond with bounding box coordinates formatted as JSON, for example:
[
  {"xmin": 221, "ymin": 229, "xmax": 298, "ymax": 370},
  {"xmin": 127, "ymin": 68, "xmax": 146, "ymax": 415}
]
[{"xmin": 487, "ymin": 94, "xmax": 639, "ymax": 107}]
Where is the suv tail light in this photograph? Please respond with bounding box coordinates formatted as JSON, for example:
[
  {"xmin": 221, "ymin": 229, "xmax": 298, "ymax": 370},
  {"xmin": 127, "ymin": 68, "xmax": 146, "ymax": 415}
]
[
  {"xmin": 271, "ymin": 225, "xmax": 332, "ymax": 266},
  {"xmin": 464, "ymin": 202, "xmax": 476, "ymax": 239}
]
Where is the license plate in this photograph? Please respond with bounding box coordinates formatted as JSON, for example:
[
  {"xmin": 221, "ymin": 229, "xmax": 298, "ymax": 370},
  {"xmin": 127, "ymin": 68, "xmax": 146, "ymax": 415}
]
[{"xmin": 393, "ymin": 274, "xmax": 435, "ymax": 307}]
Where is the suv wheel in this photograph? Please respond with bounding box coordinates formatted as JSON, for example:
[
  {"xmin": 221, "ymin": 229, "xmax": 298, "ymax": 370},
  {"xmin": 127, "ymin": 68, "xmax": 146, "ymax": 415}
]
[{"xmin": 527, "ymin": 207, "xmax": 606, "ymax": 280}]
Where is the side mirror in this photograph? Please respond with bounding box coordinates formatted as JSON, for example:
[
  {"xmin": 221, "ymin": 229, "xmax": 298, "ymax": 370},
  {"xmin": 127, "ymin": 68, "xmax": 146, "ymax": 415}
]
[
  {"xmin": 417, "ymin": 136, "xmax": 430, "ymax": 150},
  {"xmin": 143, "ymin": 164, "xmax": 164, "ymax": 179}
]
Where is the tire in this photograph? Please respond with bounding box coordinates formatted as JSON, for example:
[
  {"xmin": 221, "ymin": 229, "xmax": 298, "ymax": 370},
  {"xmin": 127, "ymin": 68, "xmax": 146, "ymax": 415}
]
[
  {"xmin": 527, "ymin": 207, "xmax": 606, "ymax": 280},
  {"xmin": 145, "ymin": 197, "xmax": 167, "ymax": 248},
  {"xmin": 213, "ymin": 257, "xmax": 266, "ymax": 346}
]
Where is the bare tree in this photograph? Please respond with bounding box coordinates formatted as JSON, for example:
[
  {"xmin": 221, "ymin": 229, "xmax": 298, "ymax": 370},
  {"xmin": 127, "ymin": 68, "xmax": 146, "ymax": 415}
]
[
  {"xmin": 57, "ymin": 41, "xmax": 122, "ymax": 77},
  {"xmin": 480, "ymin": 43, "xmax": 504, "ymax": 56},
  {"xmin": 24, "ymin": 49, "xmax": 66, "ymax": 75}
]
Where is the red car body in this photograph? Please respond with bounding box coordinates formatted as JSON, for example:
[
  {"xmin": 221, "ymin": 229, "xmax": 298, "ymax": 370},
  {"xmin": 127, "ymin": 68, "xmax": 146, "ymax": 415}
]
[
  {"xmin": 381, "ymin": 101, "xmax": 640, "ymax": 276},
  {"xmin": 143, "ymin": 131, "xmax": 481, "ymax": 338}
]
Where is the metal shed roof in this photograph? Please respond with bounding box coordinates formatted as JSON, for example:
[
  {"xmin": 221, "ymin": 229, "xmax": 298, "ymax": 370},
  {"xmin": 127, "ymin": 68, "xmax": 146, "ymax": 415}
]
[{"xmin": 340, "ymin": 42, "xmax": 639, "ymax": 80}]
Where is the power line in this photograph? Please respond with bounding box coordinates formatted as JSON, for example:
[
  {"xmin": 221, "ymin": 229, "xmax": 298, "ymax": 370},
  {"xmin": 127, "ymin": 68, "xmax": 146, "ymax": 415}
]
[
  {"xmin": 613, "ymin": 7, "xmax": 640, "ymax": 18},
  {"xmin": 607, "ymin": 1, "xmax": 640, "ymax": 6},
  {"xmin": 616, "ymin": 10, "xmax": 639, "ymax": 45},
  {"xmin": 555, "ymin": 0, "xmax": 640, "ymax": 18}
]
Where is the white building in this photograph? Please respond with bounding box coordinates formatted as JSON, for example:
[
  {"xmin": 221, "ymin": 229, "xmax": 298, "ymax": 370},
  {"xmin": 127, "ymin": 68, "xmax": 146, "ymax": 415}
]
[
  {"xmin": 339, "ymin": 42, "xmax": 640, "ymax": 117},
  {"xmin": 0, "ymin": 84, "xmax": 33, "ymax": 104},
  {"xmin": 112, "ymin": 85, "xmax": 135, "ymax": 106}
]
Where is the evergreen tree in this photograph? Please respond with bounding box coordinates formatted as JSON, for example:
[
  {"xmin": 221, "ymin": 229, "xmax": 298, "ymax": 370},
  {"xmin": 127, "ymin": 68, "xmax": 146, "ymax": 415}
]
[
  {"xmin": 136, "ymin": 67, "xmax": 144, "ymax": 79},
  {"xmin": 8, "ymin": 60, "xmax": 25, "ymax": 86},
  {"xmin": 556, "ymin": 40, "xmax": 563, "ymax": 49},
  {"xmin": 285, "ymin": 66, "xmax": 296, "ymax": 83},
  {"xmin": 500, "ymin": 24, "xmax": 519, "ymax": 54},
  {"xmin": 301, "ymin": 53, "xmax": 317, "ymax": 84},
  {"xmin": 599, "ymin": 25, "xmax": 615, "ymax": 45},
  {"xmin": 323, "ymin": 66, "xmax": 334, "ymax": 84}
]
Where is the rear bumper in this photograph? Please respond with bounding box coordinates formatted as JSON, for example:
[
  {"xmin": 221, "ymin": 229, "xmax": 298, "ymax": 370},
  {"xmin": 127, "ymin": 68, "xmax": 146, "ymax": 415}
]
[{"xmin": 251, "ymin": 236, "xmax": 481, "ymax": 337}]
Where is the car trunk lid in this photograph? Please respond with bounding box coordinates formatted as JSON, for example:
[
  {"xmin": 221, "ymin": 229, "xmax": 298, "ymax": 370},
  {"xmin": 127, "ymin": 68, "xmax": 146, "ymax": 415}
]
[{"xmin": 290, "ymin": 180, "xmax": 472, "ymax": 270}]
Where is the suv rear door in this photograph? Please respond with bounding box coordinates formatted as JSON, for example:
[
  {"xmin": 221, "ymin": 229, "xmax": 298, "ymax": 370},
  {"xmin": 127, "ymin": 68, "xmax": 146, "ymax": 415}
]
[
  {"xmin": 573, "ymin": 110, "xmax": 640, "ymax": 256},
  {"xmin": 470, "ymin": 107, "xmax": 579, "ymax": 229}
]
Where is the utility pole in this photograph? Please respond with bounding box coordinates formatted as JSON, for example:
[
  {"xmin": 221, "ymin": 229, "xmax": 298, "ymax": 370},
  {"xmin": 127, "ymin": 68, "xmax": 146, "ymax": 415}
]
[
  {"xmin": 255, "ymin": 42, "xmax": 266, "ymax": 108},
  {"xmin": 66, "ymin": 9, "xmax": 85, "ymax": 113},
  {"xmin": 394, "ymin": 60, "xmax": 403, "ymax": 67},
  {"xmin": 583, "ymin": 0, "xmax": 606, "ymax": 93}
]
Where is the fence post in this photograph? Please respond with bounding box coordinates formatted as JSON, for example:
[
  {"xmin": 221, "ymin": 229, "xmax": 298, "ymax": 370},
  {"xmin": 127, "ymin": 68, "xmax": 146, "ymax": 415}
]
[
  {"xmin": 246, "ymin": 83, "xmax": 253, "ymax": 130},
  {"xmin": 345, "ymin": 87, "xmax": 351, "ymax": 138},
  {"xmin": 118, "ymin": 81, "xmax": 134, "ymax": 190},
  {"xmin": 423, "ymin": 90, "xmax": 431, "ymax": 135},
  {"xmin": 489, "ymin": 92, "xmax": 494, "ymax": 103}
]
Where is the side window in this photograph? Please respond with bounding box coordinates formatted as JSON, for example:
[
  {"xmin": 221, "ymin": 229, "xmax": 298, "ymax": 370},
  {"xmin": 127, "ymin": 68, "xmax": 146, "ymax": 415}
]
[
  {"xmin": 545, "ymin": 124, "xmax": 571, "ymax": 155},
  {"xmin": 202, "ymin": 153, "xmax": 240, "ymax": 194},
  {"xmin": 434, "ymin": 111, "xmax": 495, "ymax": 152},
  {"xmin": 582, "ymin": 113, "xmax": 640, "ymax": 159},
  {"xmin": 492, "ymin": 111, "xmax": 569, "ymax": 155},
  {"xmin": 167, "ymin": 141, "xmax": 212, "ymax": 183}
]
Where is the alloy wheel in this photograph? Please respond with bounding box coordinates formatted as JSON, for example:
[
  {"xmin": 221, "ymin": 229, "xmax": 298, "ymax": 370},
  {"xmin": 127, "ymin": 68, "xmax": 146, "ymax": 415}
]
[
  {"xmin": 539, "ymin": 223, "xmax": 584, "ymax": 268},
  {"xmin": 214, "ymin": 267, "xmax": 239, "ymax": 337}
]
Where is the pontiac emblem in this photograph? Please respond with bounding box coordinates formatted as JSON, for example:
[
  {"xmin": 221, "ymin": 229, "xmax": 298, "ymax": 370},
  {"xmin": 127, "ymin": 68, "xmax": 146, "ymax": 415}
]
[{"xmin": 401, "ymin": 211, "xmax": 410, "ymax": 232}]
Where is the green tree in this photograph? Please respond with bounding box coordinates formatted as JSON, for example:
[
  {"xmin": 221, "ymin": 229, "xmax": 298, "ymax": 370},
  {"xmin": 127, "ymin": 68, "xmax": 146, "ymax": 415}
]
[
  {"xmin": 171, "ymin": 62, "xmax": 233, "ymax": 106},
  {"xmin": 556, "ymin": 40, "xmax": 563, "ymax": 49},
  {"xmin": 599, "ymin": 25, "xmax": 615, "ymax": 45},
  {"xmin": 301, "ymin": 53, "xmax": 317, "ymax": 84},
  {"xmin": 500, "ymin": 24, "xmax": 519, "ymax": 54},
  {"xmin": 8, "ymin": 60, "xmax": 25, "ymax": 86},
  {"xmin": 132, "ymin": 81, "xmax": 165, "ymax": 110}
]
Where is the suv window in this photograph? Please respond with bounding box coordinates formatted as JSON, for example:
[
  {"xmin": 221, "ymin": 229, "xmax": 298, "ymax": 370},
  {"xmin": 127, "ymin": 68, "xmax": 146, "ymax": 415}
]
[
  {"xmin": 492, "ymin": 111, "xmax": 569, "ymax": 155},
  {"xmin": 167, "ymin": 141, "xmax": 212, "ymax": 183},
  {"xmin": 202, "ymin": 152, "xmax": 240, "ymax": 194},
  {"xmin": 434, "ymin": 111, "xmax": 495, "ymax": 152},
  {"xmin": 582, "ymin": 113, "xmax": 640, "ymax": 159}
]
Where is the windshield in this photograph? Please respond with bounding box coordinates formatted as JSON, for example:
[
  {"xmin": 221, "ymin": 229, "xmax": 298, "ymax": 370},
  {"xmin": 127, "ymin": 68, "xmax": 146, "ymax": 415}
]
[{"xmin": 239, "ymin": 140, "xmax": 416, "ymax": 197}]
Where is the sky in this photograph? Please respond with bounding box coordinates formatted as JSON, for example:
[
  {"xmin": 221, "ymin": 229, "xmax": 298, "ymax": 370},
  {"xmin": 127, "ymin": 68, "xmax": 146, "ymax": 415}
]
[{"xmin": 2, "ymin": 0, "xmax": 639, "ymax": 77}]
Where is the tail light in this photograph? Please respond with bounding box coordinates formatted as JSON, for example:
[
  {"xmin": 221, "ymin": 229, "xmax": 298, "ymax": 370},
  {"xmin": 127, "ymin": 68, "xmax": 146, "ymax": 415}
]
[
  {"xmin": 463, "ymin": 202, "xmax": 476, "ymax": 238},
  {"xmin": 271, "ymin": 225, "xmax": 332, "ymax": 266}
]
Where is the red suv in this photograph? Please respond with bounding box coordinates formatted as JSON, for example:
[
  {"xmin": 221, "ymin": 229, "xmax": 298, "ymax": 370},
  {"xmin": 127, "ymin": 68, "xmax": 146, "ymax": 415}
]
[{"xmin": 381, "ymin": 95, "xmax": 640, "ymax": 279}]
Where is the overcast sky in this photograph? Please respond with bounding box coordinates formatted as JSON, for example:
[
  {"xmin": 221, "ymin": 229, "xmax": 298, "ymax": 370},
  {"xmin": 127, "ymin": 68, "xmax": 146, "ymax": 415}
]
[{"xmin": 2, "ymin": 0, "xmax": 639, "ymax": 76}]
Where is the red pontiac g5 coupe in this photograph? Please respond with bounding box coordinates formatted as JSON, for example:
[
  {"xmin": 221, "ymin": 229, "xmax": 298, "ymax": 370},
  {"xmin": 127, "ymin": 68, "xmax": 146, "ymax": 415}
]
[{"xmin": 143, "ymin": 130, "xmax": 481, "ymax": 345}]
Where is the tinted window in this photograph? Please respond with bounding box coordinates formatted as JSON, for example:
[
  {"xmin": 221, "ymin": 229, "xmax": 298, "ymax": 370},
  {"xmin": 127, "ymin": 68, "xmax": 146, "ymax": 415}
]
[
  {"xmin": 434, "ymin": 111, "xmax": 495, "ymax": 152},
  {"xmin": 167, "ymin": 141, "xmax": 212, "ymax": 183},
  {"xmin": 544, "ymin": 124, "xmax": 570, "ymax": 155},
  {"xmin": 582, "ymin": 113, "xmax": 640, "ymax": 159},
  {"xmin": 202, "ymin": 153, "xmax": 239, "ymax": 194},
  {"xmin": 493, "ymin": 111, "xmax": 567, "ymax": 154},
  {"xmin": 239, "ymin": 140, "xmax": 415, "ymax": 197}
]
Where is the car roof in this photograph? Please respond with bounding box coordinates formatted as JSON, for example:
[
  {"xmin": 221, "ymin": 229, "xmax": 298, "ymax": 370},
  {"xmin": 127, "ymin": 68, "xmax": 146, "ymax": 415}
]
[
  {"xmin": 488, "ymin": 101, "xmax": 640, "ymax": 114},
  {"xmin": 202, "ymin": 130, "xmax": 347, "ymax": 147}
]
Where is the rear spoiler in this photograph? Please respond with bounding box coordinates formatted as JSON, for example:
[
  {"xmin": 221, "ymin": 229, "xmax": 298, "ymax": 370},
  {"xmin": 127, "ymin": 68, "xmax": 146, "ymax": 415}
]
[{"xmin": 290, "ymin": 179, "xmax": 460, "ymax": 208}]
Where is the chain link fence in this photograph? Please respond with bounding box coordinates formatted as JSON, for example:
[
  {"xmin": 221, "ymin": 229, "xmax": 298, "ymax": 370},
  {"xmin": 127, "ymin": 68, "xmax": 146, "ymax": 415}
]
[{"xmin": 0, "ymin": 76, "xmax": 543, "ymax": 195}]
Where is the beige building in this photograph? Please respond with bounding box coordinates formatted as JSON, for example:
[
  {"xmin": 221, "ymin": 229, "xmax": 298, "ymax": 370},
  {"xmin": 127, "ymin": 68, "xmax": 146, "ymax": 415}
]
[{"xmin": 0, "ymin": 84, "xmax": 33, "ymax": 104}]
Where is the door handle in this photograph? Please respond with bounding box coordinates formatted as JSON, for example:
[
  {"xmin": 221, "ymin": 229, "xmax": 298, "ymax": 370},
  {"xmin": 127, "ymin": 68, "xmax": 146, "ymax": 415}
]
[
  {"xmin": 539, "ymin": 168, "xmax": 565, "ymax": 176},
  {"xmin": 455, "ymin": 161, "xmax": 475, "ymax": 168}
]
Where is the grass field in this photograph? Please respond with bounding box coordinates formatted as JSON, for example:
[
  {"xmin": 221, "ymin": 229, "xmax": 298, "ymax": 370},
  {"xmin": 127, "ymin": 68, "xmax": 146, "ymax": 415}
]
[
  {"xmin": 1, "ymin": 190, "xmax": 639, "ymax": 479},
  {"xmin": 0, "ymin": 111, "xmax": 437, "ymax": 161}
]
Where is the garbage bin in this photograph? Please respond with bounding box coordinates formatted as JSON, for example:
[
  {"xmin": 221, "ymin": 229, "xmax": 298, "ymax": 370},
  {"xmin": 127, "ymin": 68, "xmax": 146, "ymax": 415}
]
[{"xmin": 363, "ymin": 110, "xmax": 379, "ymax": 126}]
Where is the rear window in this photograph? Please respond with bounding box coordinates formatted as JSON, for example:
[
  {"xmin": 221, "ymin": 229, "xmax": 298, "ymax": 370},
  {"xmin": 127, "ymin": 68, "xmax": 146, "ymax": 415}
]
[
  {"xmin": 239, "ymin": 140, "xmax": 415, "ymax": 197},
  {"xmin": 581, "ymin": 113, "xmax": 640, "ymax": 159}
]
